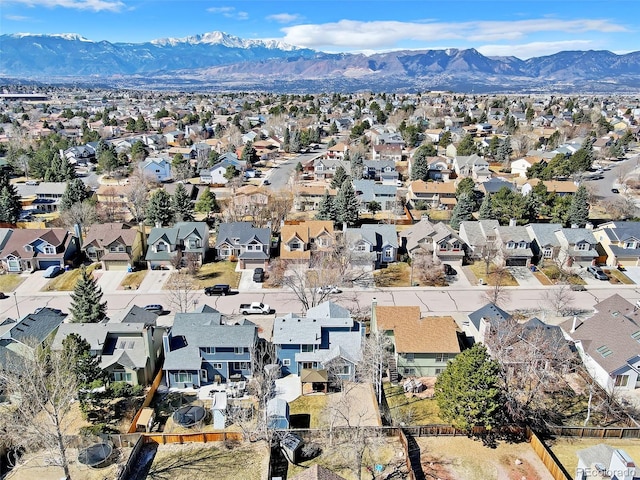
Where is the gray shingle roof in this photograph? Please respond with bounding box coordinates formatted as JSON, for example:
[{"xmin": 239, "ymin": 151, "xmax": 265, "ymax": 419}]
[
  {"xmin": 1, "ymin": 308, "xmax": 67, "ymax": 344},
  {"xmin": 467, "ymin": 303, "xmax": 511, "ymax": 332},
  {"xmin": 215, "ymin": 222, "xmax": 270, "ymax": 249}
]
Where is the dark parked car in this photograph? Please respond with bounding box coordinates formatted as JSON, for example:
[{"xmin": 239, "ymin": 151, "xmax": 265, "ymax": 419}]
[
  {"xmin": 611, "ymin": 188, "xmax": 620, "ymax": 194},
  {"xmin": 204, "ymin": 284, "xmax": 231, "ymax": 296},
  {"xmin": 443, "ymin": 264, "xmax": 457, "ymax": 276},
  {"xmin": 143, "ymin": 304, "xmax": 164, "ymax": 314},
  {"xmin": 570, "ymin": 284, "xmax": 587, "ymax": 291},
  {"xmin": 43, "ymin": 265, "xmax": 64, "ymax": 278},
  {"xmin": 253, "ymin": 268, "xmax": 265, "ymax": 283}
]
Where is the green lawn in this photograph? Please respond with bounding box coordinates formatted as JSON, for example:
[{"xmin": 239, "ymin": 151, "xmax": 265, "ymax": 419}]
[
  {"xmin": 0, "ymin": 274, "xmax": 26, "ymax": 292},
  {"xmin": 384, "ymin": 383, "xmax": 444, "ymax": 425},
  {"xmin": 42, "ymin": 263, "xmax": 100, "ymax": 292}
]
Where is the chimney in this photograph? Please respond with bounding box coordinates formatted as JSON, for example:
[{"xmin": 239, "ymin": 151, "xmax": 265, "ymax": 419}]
[
  {"xmin": 73, "ymin": 223, "xmax": 84, "ymax": 247},
  {"xmin": 570, "ymin": 315, "xmax": 579, "ymax": 333},
  {"xmin": 585, "ymin": 222, "xmax": 593, "ymax": 230},
  {"xmin": 509, "ymin": 218, "xmax": 517, "ymax": 227}
]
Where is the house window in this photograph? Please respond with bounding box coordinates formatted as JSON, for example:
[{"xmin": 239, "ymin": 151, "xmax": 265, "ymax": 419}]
[
  {"xmin": 232, "ymin": 362, "xmax": 249, "ymax": 370},
  {"xmin": 24, "ymin": 245, "xmax": 33, "ymax": 252},
  {"xmin": 435, "ymin": 353, "xmax": 446, "ymax": 363},
  {"xmin": 156, "ymin": 242, "xmax": 167, "ymax": 252},
  {"xmin": 188, "ymin": 239, "xmax": 201, "ymax": 249},
  {"xmin": 175, "ymin": 371, "xmax": 191, "ymax": 383},
  {"xmin": 302, "ymin": 362, "xmax": 316, "ymax": 369},
  {"xmin": 518, "ymin": 242, "xmax": 527, "ymax": 249},
  {"xmin": 200, "ymin": 369, "xmax": 208, "ymax": 382},
  {"xmin": 201, "ymin": 347, "xmax": 214, "ymax": 354},
  {"xmin": 435, "ymin": 368, "xmax": 443, "ymax": 375},
  {"xmin": 112, "ymin": 371, "xmax": 132, "ymax": 382},
  {"xmin": 405, "ymin": 353, "xmax": 415, "ymax": 363},
  {"xmin": 624, "ymin": 242, "xmax": 636, "ymax": 249},
  {"xmin": 543, "ymin": 248, "xmax": 553, "ymax": 258},
  {"xmin": 221, "ymin": 248, "xmax": 231, "ymax": 257},
  {"xmin": 356, "ymin": 243, "xmax": 368, "ymax": 252},
  {"xmin": 403, "ymin": 368, "xmax": 416, "ymax": 375},
  {"xmin": 338, "ymin": 365, "xmax": 350, "ymax": 375},
  {"xmin": 43, "ymin": 246, "xmax": 55, "ymax": 254},
  {"xmin": 576, "ymin": 242, "xmax": 588, "ymax": 251},
  {"xmin": 282, "ymin": 359, "xmax": 291, "ymax": 366},
  {"xmin": 234, "ymin": 347, "xmax": 244, "ymax": 355},
  {"xmin": 506, "ymin": 242, "xmax": 515, "ymax": 249},
  {"xmin": 290, "ymin": 242, "xmax": 300, "ymax": 250},
  {"xmin": 301, "ymin": 344, "xmax": 314, "ymax": 353},
  {"xmin": 384, "ymin": 247, "xmax": 394, "ymax": 258},
  {"xmin": 615, "ymin": 375, "xmax": 629, "ymax": 387},
  {"xmin": 212, "ymin": 363, "xmax": 223, "ymax": 369}
]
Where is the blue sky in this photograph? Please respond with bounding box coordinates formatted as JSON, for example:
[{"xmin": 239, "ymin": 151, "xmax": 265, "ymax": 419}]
[{"xmin": 1, "ymin": 0, "xmax": 637, "ymax": 58}]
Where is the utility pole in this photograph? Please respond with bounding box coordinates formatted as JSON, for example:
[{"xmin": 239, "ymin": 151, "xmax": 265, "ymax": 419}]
[{"xmin": 13, "ymin": 292, "xmax": 20, "ymax": 319}]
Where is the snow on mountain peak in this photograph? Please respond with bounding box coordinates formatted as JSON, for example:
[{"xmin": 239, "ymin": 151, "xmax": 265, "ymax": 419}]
[
  {"xmin": 151, "ymin": 31, "xmax": 299, "ymax": 50},
  {"xmin": 10, "ymin": 32, "xmax": 93, "ymax": 42}
]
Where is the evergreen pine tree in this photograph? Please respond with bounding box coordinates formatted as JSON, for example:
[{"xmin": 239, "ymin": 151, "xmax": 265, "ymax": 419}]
[
  {"xmin": 62, "ymin": 333, "xmax": 105, "ymax": 388},
  {"xmin": 0, "ymin": 174, "xmax": 21, "ymax": 224},
  {"xmin": 60, "ymin": 178, "xmax": 90, "ymax": 211},
  {"xmin": 172, "ymin": 182, "xmax": 194, "ymax": 222},
  {"xmin": 69, "ymin": 266, "xmax": 107, "ymax": 323},
  {"xmin": 146, "ymin": 189, "xmax": 174, "ymax": 226},
  {"xmin": 457, "ymin": 134, "xmax": 477, "ymax": 156},
  {"xmin": 496, "ymin": 138, "xmax": 513, "ymax": 166},
  {"xmin": 330, "ymin": 165, "xmax": 348, "ymax": 189},
  {"xmin": 334, "ymin": 179, "xmax": 359, "ymax": 226},
  {"xmin": 283, "ymin": 128, "xmax": 291, "ymax": 153},
  {"xmin": 568, "ymin": 185, "xmax": 589, "ymax": 227},
  {"xmin": 195, "ymin": 188, "xmax": 219, "ymax": 214},
  {"xmin": 449, "ymin": 192, "xmax": 474, "ymax": 230},
  {"xmin": 316, "ymin": 190, "xmax": 336, "ymax": 221},
  {"xmin": 478, "ymin": 194, "xmax": 494, "ymax": 220}
]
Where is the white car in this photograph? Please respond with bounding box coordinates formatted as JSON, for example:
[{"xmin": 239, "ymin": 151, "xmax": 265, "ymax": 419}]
[{"xmin": 317, "ymin": 285, "xmax": 342, "ymax": 294}]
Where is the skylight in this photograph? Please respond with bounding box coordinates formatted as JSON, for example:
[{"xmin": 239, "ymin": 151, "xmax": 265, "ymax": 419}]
[
  {"xmin": 596, "ymin": 345, "xmax": 613, "ymax": 358},
  {"xmin": 631, "ymin": 331, "xmax": 640, "ymax": 342}
]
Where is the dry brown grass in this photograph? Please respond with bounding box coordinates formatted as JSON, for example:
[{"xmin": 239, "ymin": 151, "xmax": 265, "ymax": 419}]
[
  {"xmin": 119, "ymin": 269, "xmax": 148, "ymax": 289},
  {"xmin": 147, "ymin": 441, "xmax": 269, "ymax": 480},
  {"xmin": 42, "ymin": 263, "xmax": 99, "ymax": 291},
  {"xmin": 374, "ymin": 263, "xmax": 411, "ymax": 287},
  {"xmin": 384, "ymin": 382, "xmax": 444, "ymax": 425},
  {"xmin": 548, "ymin": 438, "xmax": 640, "ymax": 476},
  {"xmin": 0, "ymin": 273, "xmax": 26, "ymax": 292},
  {"xmin": 468, "ymin": 262, "xmax": 518, "ymax": 286}
]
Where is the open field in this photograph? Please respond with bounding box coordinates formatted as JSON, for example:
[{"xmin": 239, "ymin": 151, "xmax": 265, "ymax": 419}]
[
  {"xmin": 145, "ymin": 441, "xmax": 269, "ymax": 480},
  {"xmin": 547, "ymin": 438, "xmax": 640, "ymax": 477},
  {"xmin": 415, "ymin": 436, "xmax": 554, "ymax": 480}
]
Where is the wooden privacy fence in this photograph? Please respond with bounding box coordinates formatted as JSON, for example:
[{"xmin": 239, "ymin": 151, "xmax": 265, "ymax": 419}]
[
  {"xmin": 127, "ymin": 369, "xmax": 164, "ymax": 434},
  {"xmin": 546, "ymin": 425, "xmax": 640, "ymax": 439},
  {"xmin": 528, "ymin": 430, "xmax": 572, "ymax": 480},
  {"xmin": 142, "ymin": 431, "xmax": 244, "ymax": 445}
]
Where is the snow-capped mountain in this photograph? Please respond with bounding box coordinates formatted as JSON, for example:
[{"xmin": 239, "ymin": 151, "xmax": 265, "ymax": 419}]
[{"xmin": 150, "ymin": 31, "xmax": 300, "ymax": 51}]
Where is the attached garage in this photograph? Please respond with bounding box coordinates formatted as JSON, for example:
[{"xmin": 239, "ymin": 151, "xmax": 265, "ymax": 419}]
[
  {"xmin": 241, "ymin": 259, "xmax": 266, "ymax": 270},
  {"xmin": 505, "ymin": 257, "xmax": 528, "ymax": 267},
  {"xmin": 38, "ymin": 259, "xmax": 62, "ymax": 270},
  {"xmin": 104, "ymin": 260, "xmax": 130, "ymax": 271}
]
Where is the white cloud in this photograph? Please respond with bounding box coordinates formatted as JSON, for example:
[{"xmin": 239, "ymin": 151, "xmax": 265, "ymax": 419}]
[
  {"xmin": 9, "ymin": 0, "xmax": 124, "ymax": 12},
  {"xmin": 207, "ymin": 6, "xmax": 248, "ymax": 20},
  {"xmin": 267, "ymin": 13, "xmax": 301, "ymax": 24},
  {"xmin": 477, "ymin": 40, "xmax": 596, "ymax": 59},
  {"xmin": 281, "ymin": 18, "xmax": 627, "ymax": 50},
  {"xmin": 4, "ymin": 14, "xmax": 31, "ymax": 21}
]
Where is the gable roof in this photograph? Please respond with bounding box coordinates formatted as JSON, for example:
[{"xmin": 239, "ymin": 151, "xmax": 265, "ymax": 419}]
[
  {"xmin": 0, "ymin": 307, "xmax": 67, "ymax": 344},
  {"xmin": 83, "ymin": 223, "xmax": 139, "ymax": 250},
  {"xmin": 0, "ymin": 228, "xmax": 71, "ymax": 259},
  {"xmin": 375, "ymin": 306, "xmax": 461, "ymax": 354},
  {"xmin": 468, "ymin": 303, "xmax": 512, "ymax": 332},
  {"xmin": 280, "ymin": 221, "xmax": 334, "ymax": 244},
  {"xmin": 215, "ymin": 222, "xmax": 270, "ymax": 248}
]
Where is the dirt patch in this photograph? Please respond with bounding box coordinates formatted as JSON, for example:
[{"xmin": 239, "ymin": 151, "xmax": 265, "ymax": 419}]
[{"xmin": 416, "ymin": 436, "xmax": 554, "ymax": 480}]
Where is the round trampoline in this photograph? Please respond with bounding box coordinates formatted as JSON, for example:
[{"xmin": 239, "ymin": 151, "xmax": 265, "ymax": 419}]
[
  {"xmin": 77, "ymin": 442, "xmax": 113, "ymax": 468},
  {"xmin": 172, "ymin": 405, "xmax": 206, "ymax": 427}
]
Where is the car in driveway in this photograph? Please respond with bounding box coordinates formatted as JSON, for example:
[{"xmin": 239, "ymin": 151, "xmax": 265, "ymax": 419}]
[
  {"xmin": 204, "ymin": 284, "xmax": 231, "ymax": 296},
  {"xmin": 611, "ymin": 188, "xmax": 620, "ymax": 194},
  {"xmin": 43, "ymin": 265, "xmax": 64, "ymax": 278},
  {"xmin": 253, "ymin": 268, "xmax": 265, "ymax": 283},
  {"xmin": 143, "ymin": 304, "xmax": 164, "ymax": 314},
  {"xmin": 316, "ymin": 285, "xmax": 342, "ymax": 295},
  {"xmin": 443, "ymin": 264, "xmax": 458, "ymax": 276},
  {"xmin": 587, "ymin": 265, "xmax": 609, "ymax": 281}
]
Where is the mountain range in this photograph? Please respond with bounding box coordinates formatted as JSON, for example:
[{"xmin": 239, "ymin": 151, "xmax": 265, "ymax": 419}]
[{"xmin": 2, "ymin": 31, "xmax": 640, "ymax": 93}]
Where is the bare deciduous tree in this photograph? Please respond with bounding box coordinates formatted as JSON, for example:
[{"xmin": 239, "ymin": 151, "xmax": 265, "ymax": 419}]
[
  {"xmin": 166, "ymin": 270, "xmax": 197, "ymax": 313},
  {"xmin": 0, "ymin": 341, "xmax": 78, "ymax": 480},
  {"xmin": 483, "ymin": 266, "xmax": 511, "ymax": 307},
  {"xmin": 125, "ymin": 171, "xmax": 152, "ymax": 223},
  {"xmin": 357, "ymin": 331, "xmax": 393, "ymax": 405},
  {"xmin": 411, "ymin": 248, "xmax": 446, "ymax": 286},
  {"xmin": 541, "ymin": 282, "xmax": 575, "ymax": 316},
  {"xmin": 57, "ymin": 201, "xmax": 98, "ymax": 234}
]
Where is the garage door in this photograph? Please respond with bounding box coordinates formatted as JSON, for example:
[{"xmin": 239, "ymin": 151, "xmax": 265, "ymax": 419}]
[
  {"xmin": 38, "ymin": 260, "xmax": 61, "ymax": 269},
  {"xmin": 506, "ymin": 258, "xmax": 528, "ymax": 267},
  {"xmin": 105, "ymin": 261, "xmax": 130, "ymax": 271},
  {"xmin": 243, "ymin": 259, "xmax": 265, "ymax": 269}
]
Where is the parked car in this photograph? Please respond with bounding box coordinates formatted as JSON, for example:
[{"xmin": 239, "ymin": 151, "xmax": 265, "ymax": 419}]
[
  {"xmin": 443, "ymin": 264, "xmax": 458, "ymax": 276},
  {"xmin": 317, "ymin": 285, "xmax": 342, "ymax": 295},
  {"xmin": 43, "ymin": 265, "xmax": 63, "ymax": 278},
  {"xmin": 143, "ymin": 304, "xmax": 164, "ymax": 314},
  {"xmin": 0, "ymin": 292, "xmax": 7, "ymax": 299},
  {"xmin": 240, "ymin": 302, "xmax": 272, "ymax": 315},
  {"xmin": 586, "ymin": 265, "xmax": 609, "ymax": 281},
  {"xmin": 611, "ymin": 188, "xmax": 620, "ymax": 194},
  {"xmin": 253, "ymin": 268, "xmax": 265, "ymax": 283},
  {"xmin": 204, "ymin": 284, "xmax": 231, "ymax": 296},
  {"xmin": 570, "ymin": 284, "xmax": 587, "ymax": 291}
]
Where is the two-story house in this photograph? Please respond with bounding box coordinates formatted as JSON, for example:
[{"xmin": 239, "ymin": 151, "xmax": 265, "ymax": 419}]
[
  {"xmin": 163, "ymin": 305, "xmax": 258, "ymax": 388},
  {"xmin": 453, "ymin": 154, "xmax": 491, "ymax": 182},
  {"xmin": 371, "ymin": 143, "xmax": 403, "ymax": 162},
  {"xmin": 139, "ymin": 156, "xmax": 172, "ymax": 183},
  {"xmin": 400, "ymin": 218, "xmax": 466, "ymax": 264},
  {"xmin": 51, "ymin": 305, "xmax": 164, "ymax": 386},
  {"xmin": 362, "ymin": 160, "xmax": 399, "ymax": 184},
  {"xmin": 313, "ymin": 159, "xmax": 351, "ymax": 180},
  {"xmin": 407, "ymin": 180, "xmax": 457, "ymax": 210},
  {"xmin": 215, "ymin": 221, "xmax": 271, "ymax": 270},
  {"xmin": 0, "ymin": 228, "xmax": 79, "ymax": 272},
  {"xmin": 592, "ymin": 221, "xmax": 640, "ymax": 266},
  {"xmin": 15, "ymin": 182, "xmax": 68, "ymax": 214},
  {"xmin": 83, "ymin": 223, "xmax": 144, "ymax": 271},
  {"xmin": 371, "ymin": 303, "xmax": 461, "ymax": 379},
  {"xmin": 495, "ymin": 225, "xmax": 534, "ymax": 267},
  {"xmin": 273, "ymin": 302, "xmax": 364, "ymax": 382},
  {"xmin": 293, "ymin": 186, "xmax": 337, "ymax": 212},
  {"xmin": 344, "ymin": 224, "xmax": 398, "ymax": 270},
  {"xmin": 145, "ymin": 222, "xmax": 209, "ymax": 270},
  {"xmin": 527, "ymin": 223, "xmax": 598, "ymax": 267},
  {"xmin": 199, "ymin": 153, "xmax": 246, "ymax": 185},
  {"xmin": 353, "ymin": 180, "xmax": 398, "ymax": 212},
  {"xmin": 325, "ymin": 142, "xmax": 349, "ymax": 160},
  {"xmin": 279, "ymin": 220, "xmax": 335, "ymax": 264}
]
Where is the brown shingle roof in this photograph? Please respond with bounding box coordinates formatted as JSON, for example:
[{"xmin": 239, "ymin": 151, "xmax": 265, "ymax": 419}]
[
  {"xmin": 0, "ymin": 228, "xmax": 70, "ymax": 260},
  {"xmin": 409, "ymin": 180, "xmax": 457, "ymax": 194},
  {"xmin": 83, "ymin": 223, "xmax": 138, "ymax": 249},
  {"xmin": 375, "ymin": 306, "xmax": 461, "ymax": 354}
]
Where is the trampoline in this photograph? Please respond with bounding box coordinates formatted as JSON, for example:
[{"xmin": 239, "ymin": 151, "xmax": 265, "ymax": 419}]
[
  {"xmin": 77, "ymin": 442, "xmax": 113, "ymax": 468},
  {"xmin": 172, "ymin": 405, "xmax": 206, "ymax": 427}
]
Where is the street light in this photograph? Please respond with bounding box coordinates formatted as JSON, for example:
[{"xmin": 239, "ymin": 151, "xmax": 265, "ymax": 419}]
[{"xmin": 13, "ymin": 292, "xmax": 20, "ymax": 319}]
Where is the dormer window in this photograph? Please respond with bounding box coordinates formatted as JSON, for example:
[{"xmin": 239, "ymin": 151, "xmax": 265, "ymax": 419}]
[
  {"xmin": 506, "ymin": 242, "xmax": 515, "ymax": 249},
  {"xmin": 24, "ymin": 245, "xmax": 33, "ymax": 252},
  {"xmin": 576, "ymin": 242, "xmax": 588, "ymax": 251},
  {"xmin": 43, "ymin": 245, "xmax": 55, "ymax": 254},
  {"xmin": 156, "ymin": 242, "xmax": 167, "ymax": 252}
]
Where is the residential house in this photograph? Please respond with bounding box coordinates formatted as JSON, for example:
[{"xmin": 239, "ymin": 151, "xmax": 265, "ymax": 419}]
[
  {"xmin": 313, "ymin": 159, "xmax": 351, "ymax": 180},
  {"xmin": 459, "ymin": 220, "xmax": 501, "ymax": 259},
  {"xmin": 407, "ymin": 180, "xmax": 457, "ymax": 210},
  {"xmin": 344, "ymin": 224, "xmax": 398, "ymax": 269},
  {"xmin": 576, "ymin": 444, "xmax": 637, "ymax": 480},
  {"xmin": 163, "ymin": 305, "xmax": 258, "ymax": 388},
  {"xmin": 495, "ymin": 225, "xmax": 534, "ymax": 267},
  {"xmin": 466, "ymin": 303, "xmax": 512, "ymax": 345},
  {"xmin": 294, "ymin": 185, "xmax": 336, "ymax": 212},
  {"xmin": 371, "ymin": 143, "xmax": 403, "ymax": 162},
  {"xmin": 0, "ymin": 307, "xmax": 67, "ymax": 370},
  {"xmin": 400, "ymin": 217, "xmax": 465, "ymax": 264},
  {"xmin": 214, "ymin": 221, "xmax": 271, "ymax": 269},
  {"xmin": 426, "ymin": 157, "xmax": 452, "ymax": 181},
  {"xmin": 362, "ymin": 160, "xmax": 398, "ymax": 183},
  {"xmin": 561, "ymin": 294, "xmax": 640, "ymax": 392},
  {"xmin": 279, "ymin": 220, "xmax": 335, "ymax": 263},
  {"xmin": 273, "ymin": 302, "xmax": 363, "ymax": 381},
  {"xmin": 521, "ymin": 179, "xmax": 579, "ymax": 197},
  {"xmin": 511, "ymin": 156, "xmax": 545, "ymax": 177},
  {"xmin": 0, "ymin": 227, "xmax": 79, "ymax": 272},
  {"xmin": 232, "ymin": 185, "xmax": 270, "ymax": 212},
  {"xmin": 51, "ymin": 306, "xmax": 164, "ymax": 386},
  {"xmin": 592, "ymin": 221, "xmax": 640, "ymax": 266},
  {"xmin": 325, "ymin": 142, "xmax": 349, "ymax": 160},
  {"xmin": 479, "ymin": 178, "xmax": 517, "ymax": 196},
  {"xmin": 199, "ymin": 153, "xmax": 246, "ymax": 185},
  {"xmin": 83, "ymin": 223, "xmax": 144, "ymax": 270},
  {"xmin": 371, "ymin": 304, "xmax": 461, "ymax": 379},
  {"xmin": 353, "ymin": 180, "xmax": 398, "ymax": 212},
  {"xmin": 453, "ymin": 154, "xmax": 491, "ymax": 182},
  {"xmin": 145, "ymin": 222, "xmax": 209, "ymax": 270},
  {"xmin": 16, "ymin": 182, "xmax": 68, "ymax": 214},
  {"xmin": 139, "ymin": 156, "xmax": 172, "ymax": 183}
]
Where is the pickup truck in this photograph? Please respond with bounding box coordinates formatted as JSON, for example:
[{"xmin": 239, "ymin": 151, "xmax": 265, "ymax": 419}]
[{"xmin": 240, "ymin": 302, "xmax": 272, "ymax": 315}]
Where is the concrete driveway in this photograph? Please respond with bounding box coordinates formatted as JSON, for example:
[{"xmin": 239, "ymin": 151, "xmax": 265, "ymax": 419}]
[
  {"xmin": 238, "ymin": 269, "xmax": 263, "ymax": 291},
  {"xmin": 95, "ymin": 270, "xmax": 128, "ymax": 293},
  {"xmin": 620, "ymin": 266, "xmax": 640, "ymax": 284},
  {"xmin": 507, "ymin": 266, "xmax": 541, "ymax": 287},
  {"xmin": 14, "ymin": 271, "xmax": 52, "ymax": 294},
  {"xmin": 137, "ymin": 269, "xmax": 171, "ymax": 293}
]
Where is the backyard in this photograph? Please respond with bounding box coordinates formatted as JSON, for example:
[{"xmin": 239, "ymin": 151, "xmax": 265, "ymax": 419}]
[
  {"xmin": 384, "ymin": 382, "xmax": 444, "ymax": 425},
  {"xmin": 548, "ymin": 438, "xmax": 640, "ymax": 477}
]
